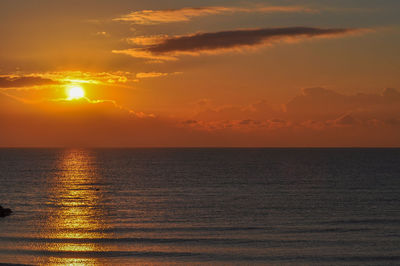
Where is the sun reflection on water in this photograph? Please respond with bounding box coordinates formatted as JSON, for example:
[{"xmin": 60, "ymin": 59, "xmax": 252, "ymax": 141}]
[{"xmin": 44, "ymin": 149, "xmax": 109, "ymax": 265}]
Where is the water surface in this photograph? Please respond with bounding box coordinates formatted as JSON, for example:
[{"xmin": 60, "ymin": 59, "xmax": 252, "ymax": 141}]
[{"xmin": 0, "ymin": 148, "xmax": 399, "ymax": 265}]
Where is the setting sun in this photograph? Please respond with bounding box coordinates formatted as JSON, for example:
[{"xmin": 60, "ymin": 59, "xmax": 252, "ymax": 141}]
[{"xmin": 67, "ymin": 85, "xmax": 85, "ymax": 100}]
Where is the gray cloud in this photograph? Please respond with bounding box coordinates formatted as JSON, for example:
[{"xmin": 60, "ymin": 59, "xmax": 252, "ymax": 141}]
[
  {"xmin": 114, "ymin": 27, "xmax": 364, "ymax": 60},
  {"xmin": 147, "ymin": 27, "xmax": 357, "ymax": 54},
  {"xmin": 0, "ymin": 76, "xmax": 58, "ymax": 88}
]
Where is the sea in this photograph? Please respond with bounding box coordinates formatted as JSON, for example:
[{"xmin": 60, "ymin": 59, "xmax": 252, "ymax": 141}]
[{"xmin": 0, "ymin": 148, "xmax": 399, "ymax": 265}]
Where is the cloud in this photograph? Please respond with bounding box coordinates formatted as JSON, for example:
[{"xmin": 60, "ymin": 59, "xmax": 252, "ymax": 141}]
[
  {"xmin": 181, "ymin": 118, "xmax": 292, "ymax": 132},
  {"xmin": 36, "ymin": 71, "xmax": 132, "ymax": 84},
  {"xmin": 135, "ymin": 72, "xmax": 181, "ymax": 79},
  {"xmin": 127, "ymin": 35, "xmax": 169, "ymax": 46},
  {"xmin": 1, "ymin": 87, "xmax": 400, "ymax": 147},
  {"xmin": 332, "ymin": 114, "xmax": 358, "ymax": 126},
  {"xmin": 286, "ymin": 87, "xmax": 400, "ymax": 122},
  {"xmin": 114, "ymin": 27, "xmax": 364, "ymax": 61},
  {"xmin": 0, "ymin": 75, "xmax": 58, "ymax": 88},
  {"xmin": 136, "ymin": 72, "xmax": 169, "ymax": 79},
  {"xmin": 182, "ymin": 119, "xmax": 198, "ymax": 125},
  {"xmin": 194, "ymin": 100, "xmax": 282, "ymax": 121},
  {"xmin": 148, "ymin": 27, "xmax": 359, "ymax": 53},
  {"xmin": 114, "ymin": 6, "xmax": 315, "ymax": 25},
  {"xmin": 1, "ymin": 71, "xmax": 134, "ymax": 89},
  {"xmin": 94, "ymin": 31, "xmax": 110, "ymax": 37},
  {"xmin": 0, "ymin": 93, "xmax": 170, "ymax": 147},
  {"xmin": 189, "ymin": 87, "xmax": 400, "ymax": 136},
  {"xmin": 112, "ymin": 49, "xmax": 178, "ymax": 61}
]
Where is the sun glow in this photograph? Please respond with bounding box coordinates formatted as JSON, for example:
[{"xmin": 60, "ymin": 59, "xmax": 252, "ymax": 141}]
[{"xmin": 67, "ymin": 85, "xmax": 85, "ymax": 100}]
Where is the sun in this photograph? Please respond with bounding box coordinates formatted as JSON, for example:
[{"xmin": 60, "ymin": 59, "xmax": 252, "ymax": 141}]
[{"xmin": 67, "ymin": 85, "xmax": 85, "ymax": 100}]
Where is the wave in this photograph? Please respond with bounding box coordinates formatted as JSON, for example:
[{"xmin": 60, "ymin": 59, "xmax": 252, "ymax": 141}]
[
  {"xmin": 284, "ymin": 228, "xmax": 372, "ymax": 233},
  {"xmin": 0, "ymin": 236, "xmax": 301, "ymax": 245},
  {"xmin": 2, "ymin": 236, "xmax": 399, "ymax": 247},
  {"xmin": 317, "ymin": 218, "xmax": 400, "ymax": 225},
  {"xmin": 89, "ymin": 226, "xmax": 266, "ymax": 233},
  {"xmin": 0, "ymin": 249, "xmax": 399, "ymax": 263}
]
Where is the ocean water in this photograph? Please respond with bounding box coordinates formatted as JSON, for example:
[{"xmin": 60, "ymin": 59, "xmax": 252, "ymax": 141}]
[{"xmin": 0, "ymin": 148, "xmax": 399, "ymax": 265}]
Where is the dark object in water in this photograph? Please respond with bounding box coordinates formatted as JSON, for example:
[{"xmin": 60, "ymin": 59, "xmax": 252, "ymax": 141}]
[{"xmin": 0, "ymin": 205, "xmax": 12, "ymax": 217}]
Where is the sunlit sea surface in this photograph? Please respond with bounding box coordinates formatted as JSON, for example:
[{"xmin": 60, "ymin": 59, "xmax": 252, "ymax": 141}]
[{"xmin": 0, "ymin": 148, "xmax": 399, "ymax": 265}]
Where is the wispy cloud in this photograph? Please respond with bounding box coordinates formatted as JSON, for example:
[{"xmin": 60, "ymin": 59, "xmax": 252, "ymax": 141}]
[
  {"xmin": 37, "ymin": 71, "xmax": 132, "ymax": 84},
  {"xmin": 136, "ymin": 72, "xmax": 169, "ymax": 79},
  {"xmin": 148, "ymin": 27, "xmax": 357, "ymax": 53},
  {"xmin": 114, "ymin": 6, "xmax": 316, "ymax": 25},
  {"xmin": 94, "ymin": 31, "xmax": 110, "ymax": 37},
  {"xmin": 114, "ymin": 27, "xmax": 365, "ymax": 61},
  {"xmin": 0, "ymin": 71, "xmax": 134, "ymax": 90},
  {"xmin": 136, "ymin": 72, "xmax": 181, "ymax": 79},
  {"xmin": 0, "ymin": 75, "xmax": 58, "ymax": 88},
  {"xmin": 112, "ymin": 49, "xmax": 178, "ymax": 62}
]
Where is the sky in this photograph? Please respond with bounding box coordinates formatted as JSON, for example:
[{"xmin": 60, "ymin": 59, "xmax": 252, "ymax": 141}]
[{"xmin": 1, "ymin": 0, "xmax": 400, "ymax": 147}]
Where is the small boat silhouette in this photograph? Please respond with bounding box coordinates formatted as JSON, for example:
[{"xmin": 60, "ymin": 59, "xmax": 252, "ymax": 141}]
[{"xmin": 0, "ymin": 205, "xmax": 12, "ymax": 217}]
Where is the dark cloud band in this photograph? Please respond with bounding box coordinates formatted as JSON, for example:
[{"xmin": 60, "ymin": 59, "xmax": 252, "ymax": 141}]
[
  {"xmin": 0, "ymin": 76, "xmax": 57, "ymax": 88},
  {"xmin": 147, "ymin": 27, "xmax": 355, "ymax": 54}
]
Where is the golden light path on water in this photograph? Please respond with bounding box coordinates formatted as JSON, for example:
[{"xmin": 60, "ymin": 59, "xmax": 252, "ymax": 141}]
[{"xmin": 44, "ymin": 149, "xmax": 109, "ymax": 265}]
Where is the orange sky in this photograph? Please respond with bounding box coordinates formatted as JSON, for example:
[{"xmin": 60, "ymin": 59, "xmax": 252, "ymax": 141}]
[{"xmin": 1, "ymin": 0, "xmax": 400, "ymax": 147}]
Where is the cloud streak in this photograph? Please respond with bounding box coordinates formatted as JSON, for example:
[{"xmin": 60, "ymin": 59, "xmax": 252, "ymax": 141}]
[
  {"xmin": 0, "ymin": 75, "xmax": 58, "ymax": 88},
  {"xmin": 114, "ymin": 6, "xmax": 315, "ymax": 25},
  {"xmin": 149, "ymin": 27, "xmax": 356, "ymax": 53},
  {"xmin": 0, "ymin": 71, "xmax": 134, "ymax": 90},
  {"xmin": 114, "ymin": 27, "xmax": 363, "ymax": 61}
]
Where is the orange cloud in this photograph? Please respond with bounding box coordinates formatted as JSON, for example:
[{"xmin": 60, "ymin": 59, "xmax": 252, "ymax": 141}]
[
  {"xmin": 1, "ymin": 87, "xmax": 400, "ymax": 147},
  {"xmin": 35, "ymin": 71, "xmax": 132, "ymax": 85},
  {"xmin": 0, "ymin": 71, "xmax": 133, "ymax": 91},
  {"xmin": 136, "ymin": 72, "xmax": 173, "ymax": 79},
  {"xmin": 286, "ymin": 87, "xmax": 400, "ymax": 122},
  {"xmin": 189, "ymin": 87, "xmax": 400, "ymax": 133},
  {"xmin": 112, "ymin": 49, "xmax": 178, "ymax": 61},
  {"xmin": 114, "ymin": 6, "xmax": 316, "ymax": 25},
  {"xmin": 136, "ymin": 72, "xmax": 168, "ymax": 79}
]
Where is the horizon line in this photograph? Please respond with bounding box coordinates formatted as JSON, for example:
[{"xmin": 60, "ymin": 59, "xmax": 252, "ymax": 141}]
[{"xmin": 0, "ymin": 146, "xmax": 399, "ymax": 149}]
